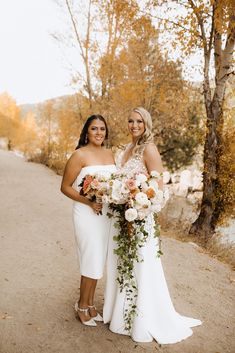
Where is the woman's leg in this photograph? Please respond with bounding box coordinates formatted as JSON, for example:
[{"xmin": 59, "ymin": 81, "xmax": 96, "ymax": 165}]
[
  {"xmin": 88, "ymin": 280, "xmax": 98, "ymax": 317},
  {"xmin": 77, "ymin": 275, "xmax": 94, "ymax": 322}
]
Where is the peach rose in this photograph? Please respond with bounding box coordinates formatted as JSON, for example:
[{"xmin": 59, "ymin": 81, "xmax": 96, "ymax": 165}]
[
  {"xmin": 83, "ymin": 175, "xmax": 93, "ymax": 194},
  {"xmin": 146, "ymin": 187, "xmax": 156, "ymax": 199}
]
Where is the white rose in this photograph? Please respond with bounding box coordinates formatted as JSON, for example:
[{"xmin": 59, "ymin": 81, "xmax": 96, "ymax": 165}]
[
  {"xmin": 152, "ymin": 190, "xmax": 164, "ymax": 204},
  {"xmin": 148, "ymin": 179, "xmax": 159, "ymax": 193},
  {"xmin": 121, "ymin": 183, "xmax": 130, "ymax": 194},
  {"xmin": 137, "ymin": 210, "xmax": 149, "ymax": 220},
  {"xmin": 142, "ymin": 199, "xmax": 151, "ymax": 209},
  {"xmin": 125, "ymin": 208, "xmax": 138, "ymax": 222},
  {"xmin": 135, "ymin": 173, "xmax": 147, "ymax": 186},
  {"xmin": 140, "ymin": 181, "xmax": 148, "ymax": 192},
  {"xmin": 135, "ymin": 192, "xmax": 149, "ymax": 205}
]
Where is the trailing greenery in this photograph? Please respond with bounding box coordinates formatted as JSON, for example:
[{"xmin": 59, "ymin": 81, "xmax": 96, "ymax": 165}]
[{"xmin": 108, "ymin": 204, "xmax": 162, "ymax": 332}]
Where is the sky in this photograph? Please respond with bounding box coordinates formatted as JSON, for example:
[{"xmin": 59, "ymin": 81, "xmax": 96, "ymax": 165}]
[
  {"xmin": 0, "ymin": 0, "xmax": 203, "ymax": 105},
  {"xmin": 0, "ymin": 0, "xmax": 77, "ymax": 105}
]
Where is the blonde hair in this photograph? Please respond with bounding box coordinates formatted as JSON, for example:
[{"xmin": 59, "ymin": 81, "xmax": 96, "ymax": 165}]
[{"xmin": 131, "ymin": 107, "xmax": 154, "ymax": 154}]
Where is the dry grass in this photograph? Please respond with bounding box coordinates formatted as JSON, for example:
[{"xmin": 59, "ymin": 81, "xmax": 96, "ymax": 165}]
[{"xmin": 160, "ymin": 225, "xmax": 235, "ymax": 270}]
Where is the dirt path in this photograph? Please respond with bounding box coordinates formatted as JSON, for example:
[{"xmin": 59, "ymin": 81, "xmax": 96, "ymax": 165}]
[{"xmin": 0, "ymin": 150, "xmax": 234, "ymax": 353}]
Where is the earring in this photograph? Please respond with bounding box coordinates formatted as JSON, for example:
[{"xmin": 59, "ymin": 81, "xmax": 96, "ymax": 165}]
[{"xmin": 85, "ymin": 134, "xmax": 88, "ymax": 144}]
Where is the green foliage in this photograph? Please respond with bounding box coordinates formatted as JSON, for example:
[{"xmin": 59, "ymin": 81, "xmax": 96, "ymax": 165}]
[
  {"xmin": 109, "ymin": 203, "xmax": 161, "ymax": 332},
  {"xmin": 158, "ymin": 108, "xmax": 205, "ymax": 171}
]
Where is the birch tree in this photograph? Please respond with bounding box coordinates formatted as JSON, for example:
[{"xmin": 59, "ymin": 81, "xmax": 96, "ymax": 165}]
[{"xmin": 150, "ymin": 0, "xmax": 235, "ymax": 239}]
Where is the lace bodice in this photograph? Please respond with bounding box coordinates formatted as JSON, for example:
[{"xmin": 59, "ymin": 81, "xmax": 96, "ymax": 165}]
[{"xmin": 115, "ymin": 143, "xmax": 148, "ymax": 176}]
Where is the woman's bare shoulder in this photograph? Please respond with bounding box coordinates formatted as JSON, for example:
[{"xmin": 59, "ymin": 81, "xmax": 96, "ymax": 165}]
[
  {"xmin": 68, "ymin": 148, "xmax": 87, "ymax": 165},
  {"xmin": 144, "ymin": 142, "xmax": 160, "ymax": 155}
]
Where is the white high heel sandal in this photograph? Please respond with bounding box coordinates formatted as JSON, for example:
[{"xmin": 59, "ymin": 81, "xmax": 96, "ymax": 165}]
[
  {"xmin": 88, "ymin": 305, "xmax": 103, "ymax": 322},
  {"xmin": 74, "ymin": 302, "xmax": 97, "ymax": 327}
]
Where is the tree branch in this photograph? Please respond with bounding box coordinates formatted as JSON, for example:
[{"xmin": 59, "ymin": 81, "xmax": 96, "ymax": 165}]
[
  {"xmin": 65, "ymin": 0, "xmax": 85, "ymax": 60},
  {"xmin": 188, "ymin": 0, "xmax": 208, "ymax": 54},
  {"xmin": 139, "ymin": 9, "xmax": 191, "ymax": 32},
  {"xmin": 208, "ymin": 4, "xmax": 215, "ymax": 55}
]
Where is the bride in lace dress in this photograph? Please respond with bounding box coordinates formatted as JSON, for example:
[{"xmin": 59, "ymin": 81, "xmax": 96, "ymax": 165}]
[{"xmin": 103, "ymin": 107, "xmax": 201, "ymax": 344}]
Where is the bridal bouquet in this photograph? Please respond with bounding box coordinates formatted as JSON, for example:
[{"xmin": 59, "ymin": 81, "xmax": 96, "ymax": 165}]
[
  {"xmin": 106, "ymin": 171, "xmax": 169, "ymax": 331},
  {"xmin": 106, "ymin": 170, "xmax": 168, "ymax": 221}
]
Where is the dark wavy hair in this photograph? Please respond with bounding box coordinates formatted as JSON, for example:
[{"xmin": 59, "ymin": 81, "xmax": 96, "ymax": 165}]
[{"xmin": 75, "ymin": 114, "xmax": 108, "ymax": 149}]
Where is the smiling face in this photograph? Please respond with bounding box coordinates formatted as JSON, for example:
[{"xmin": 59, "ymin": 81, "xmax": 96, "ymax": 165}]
[
  {"xmin": 87, "ymin": 119, "xmax": 106, "ymax": 146},
  {"xmin": 128, "ymin": 111, "xmax": 145, "ymax": 141}
]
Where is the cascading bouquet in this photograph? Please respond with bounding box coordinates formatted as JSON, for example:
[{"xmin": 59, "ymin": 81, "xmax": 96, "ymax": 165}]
[{"xmin": 106, "ymin": 171, "xmax": 169, "ymax": 331}]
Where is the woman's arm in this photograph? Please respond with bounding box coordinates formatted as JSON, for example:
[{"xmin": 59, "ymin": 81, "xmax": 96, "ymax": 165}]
[
  {"xmin": 60, "ymin": 151, "xmax": 102, "ymax": 213},
  {"xmin": 143, "ymin": 143, "xmax": 164, "ymax": 190}
]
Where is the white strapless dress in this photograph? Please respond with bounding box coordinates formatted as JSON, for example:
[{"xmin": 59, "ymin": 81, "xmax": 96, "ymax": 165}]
[
  {"xmin": 103, "ymin": 146, "xmax": 202, "ymax": 344},
  {"xmin": 73, "ymin": 164, "xmax": 116, "ymax": 279}
]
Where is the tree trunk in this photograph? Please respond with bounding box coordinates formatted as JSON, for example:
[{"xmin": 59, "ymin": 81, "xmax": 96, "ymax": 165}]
[
  {"xmin": 189, "ymin": 97, "xmax": 223, "ymax": 239},
  {"xmin": 189, "ymin": 10, "xmax": 235, "ymax": 240}
]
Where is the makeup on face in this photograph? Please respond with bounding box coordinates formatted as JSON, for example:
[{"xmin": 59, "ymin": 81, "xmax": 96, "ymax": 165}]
[
  {"xmin": 128, "ymin": 111, "xmax": 145, "ymax": 139},
  {"xmin": 87, "ymin": 119, "xmax": 106, "ymax": 145}
]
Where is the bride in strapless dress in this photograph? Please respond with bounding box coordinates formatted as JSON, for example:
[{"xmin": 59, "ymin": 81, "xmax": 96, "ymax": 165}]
[
  {"xmin": 103, "ymin": 107, "xmax": 202, "ymax": 344},
  {"xmin": 61, "ymin": 115, "xmax": 116, "ymax": 327}
]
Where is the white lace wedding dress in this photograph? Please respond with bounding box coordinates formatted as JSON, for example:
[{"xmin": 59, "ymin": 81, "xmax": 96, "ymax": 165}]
[
  {"xmin": 103, "ymin": 146, "xmax": 201, "ymax": 343},
  {"xmin": 73, "ymin": 164, "xmax": 116, "ymax": 279}
]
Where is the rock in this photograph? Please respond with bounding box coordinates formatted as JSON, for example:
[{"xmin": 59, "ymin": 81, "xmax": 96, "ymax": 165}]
[
  {"xmin": 179, "ymin": 170, "xmax": 192, "ymax": 194},
  {"xmin": 160, "ymin": 194, "xmax": 200, "ymax": 231},
  {"xmin": 216, "ymin": 218, "xmax": 235, "ymax": 244},
  {"xmin": 192, "ymin": 171, "xmax": 203, "ymax": 191},
  {"xmin": 171, "ymin": 173, "xmax": 180, "ymax": 183},
  {"xmin": 187, "ymin": 192, "xmax": 202, "ymax": 205},
  {"xmin": 163, "ymin": 171, "xmax": 171, "ymax": 184},
  {"xmin": 171, "ymin": 183, "xmax": 180, "ymax": 196}
]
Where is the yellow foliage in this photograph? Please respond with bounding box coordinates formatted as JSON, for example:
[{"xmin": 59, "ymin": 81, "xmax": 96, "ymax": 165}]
[
  {"xmin": 0, "ymin": 92, "xmax": 21, "ymax": 147},
  {"xmin": 217, "ymin": 78, "xmax": 235, "ymax": 224}
]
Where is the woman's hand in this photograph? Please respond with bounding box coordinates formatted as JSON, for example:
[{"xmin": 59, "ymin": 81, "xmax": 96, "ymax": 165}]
[{"xmin": 89, "ymin": 201, "xmax": 103, "ymax": 214}]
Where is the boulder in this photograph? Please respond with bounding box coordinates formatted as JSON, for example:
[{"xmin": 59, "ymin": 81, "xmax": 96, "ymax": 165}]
[
  {"xmin": 171, "ymin": 173, "xmax": 180, "ymax": 183},
  {"xmin": 192, "ymin": 171, "xmax": 203, "ymax": 191},
  {"xmin": 163, "ymin": 171, "xmax": 171, "ymax": 184},
  {"xmin": 179, "ymin": 169, "xmax": 192, "ymax": 191}
]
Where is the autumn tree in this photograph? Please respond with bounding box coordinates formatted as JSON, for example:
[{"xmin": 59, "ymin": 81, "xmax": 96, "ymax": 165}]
[
  {"xmin": 16, "ymin": 112, "xmax": 39, "ymax": 157},
  {"xmin": 149, "ymin": 0, "xmax": 235, "ymax": 239},
  {"xmin": 97, "ymin": 0, "xmax": 139, "ymax": 99},
  {"xmin": 52, "ymin": 95, "xmax": 84, "ymax": 173},
  {"xmin": 54, "ymin": 0, "xmax": 204, "ymax": 170},
  {"xmin": 0, "ymin": 93, "xmax": 21, "ymax": 149},
  {"xmin": 38, "ymin": 100, "xmax": 56, "ymax": 166},
  {"xmin": 55, "ymin": 96, "xmax": 82, "ymax": 157},
  {"xmin": 54, "ymin": 0, "xmax": 141, "ymax": 110},
  {"xmin": 97, "ymin": 15, "xmax": 204, "ymax": 168}
]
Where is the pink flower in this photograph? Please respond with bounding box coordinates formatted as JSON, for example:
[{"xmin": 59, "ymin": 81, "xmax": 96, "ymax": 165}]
[
  {"xmin": 83, "ymin": 175, "xmax": 93, "ymax": 194},
  {"xmin": 126, "ymin": 178, "xmax": 137, "ymax": 191},
  {"xmin": 91, "ymin": 178, "xmax": 99, "ymax": 189}
]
